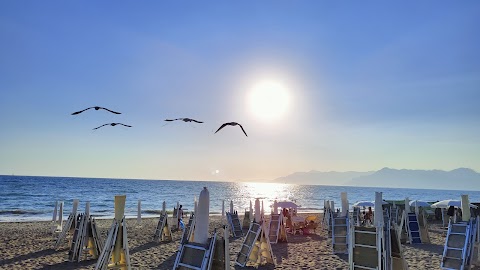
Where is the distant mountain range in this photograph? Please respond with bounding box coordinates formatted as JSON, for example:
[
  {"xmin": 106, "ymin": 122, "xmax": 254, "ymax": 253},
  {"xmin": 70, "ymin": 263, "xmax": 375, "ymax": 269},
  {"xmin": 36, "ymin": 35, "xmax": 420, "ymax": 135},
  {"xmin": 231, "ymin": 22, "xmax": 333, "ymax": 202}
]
[{"xmin": 274, "ymin": 168, "xmax": 480, "ymax": 190}]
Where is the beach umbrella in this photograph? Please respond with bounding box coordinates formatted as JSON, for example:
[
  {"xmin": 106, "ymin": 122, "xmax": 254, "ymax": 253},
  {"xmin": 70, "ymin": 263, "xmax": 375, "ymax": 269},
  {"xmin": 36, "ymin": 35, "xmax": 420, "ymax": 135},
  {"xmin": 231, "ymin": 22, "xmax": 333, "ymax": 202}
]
[
  {"xmin": 261, "ymin": 201, "xmax": 264, "ymax": 219},
  {"xmin": 194, "ymin": 187, "xmax": 209, "ymax": 244},
  {"xmin": 353, "ymin": 201, "xmax": 374, "ymax": 207},
  {"xmin": 221, "ymin": 200, "xmax": 224, "ymax": 216},
  {"xmin": 277, "ymin": 201, "xmax": 299, "ymax": 209},
  {"xmin": 431, "ymin": 199, "xmax": 478, "ymax": 209},
  {"xmin": 409, "ymin": 200, "xmax": 431, "ymax": 207},
  {"xmin": 249, "ymin": 200, "xmax": 253, "ymax": 220},
  {"xmin": 254, "ymin": 199, "xmax": 261, "ymax": 222}
]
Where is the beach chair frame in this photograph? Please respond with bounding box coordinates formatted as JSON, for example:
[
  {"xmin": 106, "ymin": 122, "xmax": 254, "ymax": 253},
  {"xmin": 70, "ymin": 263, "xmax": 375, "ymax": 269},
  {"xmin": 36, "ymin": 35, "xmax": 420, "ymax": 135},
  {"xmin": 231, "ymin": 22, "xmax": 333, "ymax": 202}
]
[
  {"xmin": 173, "ymin": 232, "xmax": 217, "ymax": 270},
  {"xmin": 235, "ymin": 222, "xmax": 262, "ymax": 267},
  {"xmin": 54, "ymin": 212, "xmax": 77, "ymax": 249},
  {"xmin": 180, "ymin": 213, "xmax": 195, "ymax": 246},
  {"xmin": 406, "ymin": 212, "xmax": 422, "ymax": 244},
  {"xmin": 332, "ymin": 215, "xmax": 349, "ymax": 254},
  {"xmin": 94, "ymin": 217, "xmax": 131, "ymax": 270},
  {"xmin": 441, "ymin": 220, "xmax": 471, "ymax": 270},
  {"xmin": 349, "ymin": 225, "xmax": 385, "ymax": 270},
  {"xmin": 226, "ymin": 211, "xmax": 243, "ymax": 237},
  {"xmin": 268, "ymin": 213, "xmax": 282, "ymax": 244},
  {"xmin": 153, "ymin": 212, "xmax": 172, "ymax": 242}
]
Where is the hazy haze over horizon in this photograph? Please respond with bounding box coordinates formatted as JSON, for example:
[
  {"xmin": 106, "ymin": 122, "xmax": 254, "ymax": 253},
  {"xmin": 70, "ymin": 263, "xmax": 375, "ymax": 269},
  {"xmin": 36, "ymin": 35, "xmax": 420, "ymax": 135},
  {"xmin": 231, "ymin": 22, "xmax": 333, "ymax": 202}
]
[{"xmin": 1, "ymin": 1, "xmax": 479, "ymax": 183}]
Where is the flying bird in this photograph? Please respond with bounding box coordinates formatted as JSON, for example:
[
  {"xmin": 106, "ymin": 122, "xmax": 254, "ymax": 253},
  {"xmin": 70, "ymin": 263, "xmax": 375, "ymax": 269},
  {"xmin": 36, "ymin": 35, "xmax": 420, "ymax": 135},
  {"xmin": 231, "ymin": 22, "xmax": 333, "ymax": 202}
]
[
  {"xmin": 71, "ymin": 106, "xmax": 121, "ymax": 115},
  {"xmin": 92, "ymin": 123, "xmax": 132, "ymax": 130},
  {"xmin": 164, "ymin": 118, "xmax": 203, "ymax": 123},
  {"xmin": 214, "ymin": 122, "xmax": 248, "ymax": 137}
]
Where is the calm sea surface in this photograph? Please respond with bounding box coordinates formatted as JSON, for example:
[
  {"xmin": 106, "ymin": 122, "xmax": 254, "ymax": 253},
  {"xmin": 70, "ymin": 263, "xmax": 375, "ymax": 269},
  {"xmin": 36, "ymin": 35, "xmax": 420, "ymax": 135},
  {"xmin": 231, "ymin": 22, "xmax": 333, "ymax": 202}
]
[{"xmin": 1, "ymin": 175, "xmax": 480, "ymax": 222}]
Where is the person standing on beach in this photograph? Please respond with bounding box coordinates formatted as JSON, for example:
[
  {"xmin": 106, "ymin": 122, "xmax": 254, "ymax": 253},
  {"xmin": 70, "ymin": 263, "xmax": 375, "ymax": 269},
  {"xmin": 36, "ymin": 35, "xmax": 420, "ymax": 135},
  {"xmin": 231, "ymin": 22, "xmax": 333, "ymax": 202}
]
[
  {"xmin": 178, "ymin": 205, "xmax": 184, "ymax": 229},
  {"xmin": 447, "ymin": 205, "xmax": 455, "ymax": 223}
]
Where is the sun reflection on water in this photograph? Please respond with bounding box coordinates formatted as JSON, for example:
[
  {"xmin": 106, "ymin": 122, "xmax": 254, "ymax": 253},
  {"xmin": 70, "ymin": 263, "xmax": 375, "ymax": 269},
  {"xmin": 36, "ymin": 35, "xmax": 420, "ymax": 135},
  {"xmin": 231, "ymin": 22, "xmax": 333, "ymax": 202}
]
[{"xmin": 229, "ymin": 182, "xmax": 293, "ymax": 213}]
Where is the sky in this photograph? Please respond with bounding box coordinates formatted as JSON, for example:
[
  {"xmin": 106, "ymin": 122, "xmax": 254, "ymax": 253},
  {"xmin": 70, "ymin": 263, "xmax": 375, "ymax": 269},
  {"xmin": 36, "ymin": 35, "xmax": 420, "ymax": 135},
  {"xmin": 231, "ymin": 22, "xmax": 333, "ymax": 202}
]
[{"xmin": 1, "ymin": 1, "xmax": 479, "ymax": 182}]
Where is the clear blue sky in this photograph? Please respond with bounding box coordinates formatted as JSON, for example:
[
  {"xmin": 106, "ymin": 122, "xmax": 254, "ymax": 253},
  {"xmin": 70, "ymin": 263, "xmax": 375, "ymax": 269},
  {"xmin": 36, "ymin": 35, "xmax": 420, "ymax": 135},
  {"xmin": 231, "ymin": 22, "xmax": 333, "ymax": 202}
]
[{"xmin": 1, "ymin": 1, "xmax": 479, "ymax": 181}]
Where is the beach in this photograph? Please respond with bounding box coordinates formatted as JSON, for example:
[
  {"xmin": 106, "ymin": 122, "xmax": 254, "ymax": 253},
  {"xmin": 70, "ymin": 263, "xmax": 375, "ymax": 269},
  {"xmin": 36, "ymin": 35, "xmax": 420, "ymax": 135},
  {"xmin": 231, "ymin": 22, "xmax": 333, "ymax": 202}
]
[{"xmin": 1, "ymin": 214, "xmax": 476, "ymax": 270}]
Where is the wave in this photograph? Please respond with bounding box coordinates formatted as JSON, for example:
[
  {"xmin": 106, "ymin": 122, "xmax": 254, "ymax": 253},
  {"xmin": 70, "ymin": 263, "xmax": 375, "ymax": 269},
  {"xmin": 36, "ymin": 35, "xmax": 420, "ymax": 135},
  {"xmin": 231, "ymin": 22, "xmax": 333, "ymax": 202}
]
[
  {"xmin": 0, "ymin": 209, "xmax": 44, "ymax": 215},
  {"xmin": 143, "ymin": 210, "xmax": 163, "ymax": 214}
]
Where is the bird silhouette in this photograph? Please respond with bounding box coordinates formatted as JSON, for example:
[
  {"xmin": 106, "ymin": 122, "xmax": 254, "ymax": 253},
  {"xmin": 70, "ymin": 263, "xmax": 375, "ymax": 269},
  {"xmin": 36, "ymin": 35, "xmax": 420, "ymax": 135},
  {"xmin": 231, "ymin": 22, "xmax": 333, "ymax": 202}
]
[
  {"xmin": 71, "ymin": 106, "xmax": 121, "ymax": 115},
  {"xmin": 214, "ymin": 122, "xmax": 248, "ymax": 137},
  {"xmin": 92, "ymin": 123, "xmax": 132, "ymax": 130},
  {"xmin": 164, "ymin": 118, "xmax": 203, "ymax": 123}
]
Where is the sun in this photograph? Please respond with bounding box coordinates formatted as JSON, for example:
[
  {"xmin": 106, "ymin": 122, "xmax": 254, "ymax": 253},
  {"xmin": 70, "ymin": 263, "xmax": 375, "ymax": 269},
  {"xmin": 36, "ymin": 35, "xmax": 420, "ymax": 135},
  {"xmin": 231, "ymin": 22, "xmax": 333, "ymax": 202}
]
[{"xmin": 248, "ymin": 80, "xmax": 290, "ymax": 121}]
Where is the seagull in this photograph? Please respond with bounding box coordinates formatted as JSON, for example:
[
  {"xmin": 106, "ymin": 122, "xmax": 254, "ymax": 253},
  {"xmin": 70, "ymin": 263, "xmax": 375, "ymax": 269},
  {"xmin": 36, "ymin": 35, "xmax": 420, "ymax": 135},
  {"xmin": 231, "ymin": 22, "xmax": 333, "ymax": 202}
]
[
  {"xmin": 214, "ymin": 122, "xmax": 248, "ymax": 137},
  {"xmin": 71, "ymin": 106, "xmax": 121, "ymax": 115},
  {"xmin": 164, "ymin": 118, "xmax": 203, "ymax": 123},
  {"xmin": 92, "ymin": 123, "xmax": 132, "ymax": 130}
]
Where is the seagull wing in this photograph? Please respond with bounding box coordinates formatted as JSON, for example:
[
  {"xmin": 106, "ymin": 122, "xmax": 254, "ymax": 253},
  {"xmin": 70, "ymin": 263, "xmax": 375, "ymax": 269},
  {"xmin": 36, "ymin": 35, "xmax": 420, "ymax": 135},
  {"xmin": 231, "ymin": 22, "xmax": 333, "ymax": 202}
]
[
  {"xmin": 100, "ymin": 107, "xmax": 121, "ymax": 114},
  {"xmin": 118, "ymin": 123, "xmax": 132, "ymax": 128},
  {"xmin": 164, "ymin": 119, "xmax": 175, "ymax": 121},
  {"xmin": 238, "ymin": 124, "xmax": 248, "ymax": 137},
  {"xmin": 71, "ymin": 107, "xmax": 93, "ymax": 115},
  {"xmin": 191, "ymin": 119, "xmax": 204, "ymax": 123},
  {"xmin": 214, "ymin": 123, "xmax": 229, "ymax": 134},
  {"xmin": 92, "ymin": 123, "xmax": 110, "ymax": 130}
]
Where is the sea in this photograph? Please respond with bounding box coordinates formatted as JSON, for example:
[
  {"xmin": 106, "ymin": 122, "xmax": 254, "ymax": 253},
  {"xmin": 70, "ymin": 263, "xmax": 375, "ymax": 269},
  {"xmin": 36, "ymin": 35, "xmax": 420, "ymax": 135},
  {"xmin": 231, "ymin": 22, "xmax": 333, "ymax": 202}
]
[{"xmin": 1, "ymin": 175, "xmax": 480, "ymax": 222}]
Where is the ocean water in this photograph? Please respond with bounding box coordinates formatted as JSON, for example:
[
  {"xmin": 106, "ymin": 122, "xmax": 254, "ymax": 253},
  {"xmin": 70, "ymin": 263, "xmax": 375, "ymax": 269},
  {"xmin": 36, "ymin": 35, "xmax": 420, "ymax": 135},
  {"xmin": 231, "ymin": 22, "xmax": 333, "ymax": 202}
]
[{"xmin": 1, "ymin": 175, "xmax": 480, "ymax": 222}]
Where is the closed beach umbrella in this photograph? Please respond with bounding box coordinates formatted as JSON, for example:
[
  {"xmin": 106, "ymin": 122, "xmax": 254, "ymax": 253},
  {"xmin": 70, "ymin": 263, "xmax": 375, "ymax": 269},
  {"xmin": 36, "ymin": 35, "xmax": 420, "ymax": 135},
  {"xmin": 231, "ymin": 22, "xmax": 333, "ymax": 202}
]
[
  {"xmin": 409, "ymin": 200, "xmax": 431, "ymax": 207},
  {"xmin": 194, "ymin": 196, "xmax": 198, "ymax": 216},
  {"xmin": 254, "ymin": 199, "xmax": 261, "ymax": 222},
  {"xmin": 194, "ymin": 187, "xmax": 210, "ymax": 244},
  {"xmin": 221, "ymin": 199, "xmax": 224, "ymax": 217},
  {"xmin": 353, "ymin": 201, "xmax": 375, "ymax": 208},
  {"xmin": 431, "ymin": 199, "xmax": 478, "ymax": 209},
  {"xmin": 249, "ymin": 200, "xmax": 253, "ymax": 220},
  {"xmin": 261, "ymin": 200, "xmax": 264, "ymax": 219}
]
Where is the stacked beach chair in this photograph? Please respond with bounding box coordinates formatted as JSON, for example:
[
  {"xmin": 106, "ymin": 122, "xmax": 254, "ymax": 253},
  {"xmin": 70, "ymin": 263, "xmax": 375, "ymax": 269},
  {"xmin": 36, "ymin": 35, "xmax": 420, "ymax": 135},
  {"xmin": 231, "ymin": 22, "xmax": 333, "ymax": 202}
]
[
  {"xmin": 440, "ymin": 195, "xmax": 480, "ymax": 270},
  {"xmin": 268, "ymin": 212, "xmax": 287, "ymax": 244},
  {"xmin": 332, "ymin": 213, "xmax": 349, "ymax": 254},
  {"xmin": 54, "ymin": 199, "xmax": 79, "ymax": 249},
  {"xmin": 332, "ymin": 192, "xmax": 350, "ymax": 254},
  {"xmin": 68, "ymin": 202, "xmax": 103, "ymax": 262},
  {"xmin": 235, "ymin": 199, "xmax": 274, "ymax": 268},
  {"xmin": 153, "ymin": 201, "xmax": 172, "ymax": 242},
  {"xmin": 226, "ymin": 210, "xmax": 243, "ymax": 238},
  {"xmin": 179, "ymin": 212, "xmax": 195, "ymax": 246},
  {"xmin": 406, "ymin": 212, "xmax": 422, "ymax": 244},
  {"xmin": 324, "ymin": 200, "xmax": 335, "ymax": 237},
  {"xmin": 153, "ymin": 211, "xmax": 172, "ymax": 242},
  {"xmin": 95, "ymin": 195, "xmax": 131, "ymax": 270},
  {"xmin": 173, "ymin": 187, "xmax": 230, "ymax": 270},
  {"xmin": 349, "ymin": 192, "xmax": 408, "ymax": 270}
]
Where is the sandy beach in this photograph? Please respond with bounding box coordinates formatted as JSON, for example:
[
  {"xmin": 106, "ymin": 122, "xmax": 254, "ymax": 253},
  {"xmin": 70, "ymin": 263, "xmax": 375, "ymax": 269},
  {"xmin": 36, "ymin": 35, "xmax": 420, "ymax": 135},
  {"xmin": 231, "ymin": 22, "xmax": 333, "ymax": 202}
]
[{"xmin": 1, "ymin": 213, "xmax": 478, "ymax": 270}]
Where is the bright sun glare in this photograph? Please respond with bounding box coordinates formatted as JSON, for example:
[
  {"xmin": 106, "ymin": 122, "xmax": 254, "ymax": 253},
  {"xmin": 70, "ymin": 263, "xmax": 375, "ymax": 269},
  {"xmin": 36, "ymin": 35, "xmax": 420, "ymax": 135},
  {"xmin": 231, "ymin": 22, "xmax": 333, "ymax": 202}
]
[{"xmin": 248, "ymin": 80, "xmax": 289, "ymax": 121}]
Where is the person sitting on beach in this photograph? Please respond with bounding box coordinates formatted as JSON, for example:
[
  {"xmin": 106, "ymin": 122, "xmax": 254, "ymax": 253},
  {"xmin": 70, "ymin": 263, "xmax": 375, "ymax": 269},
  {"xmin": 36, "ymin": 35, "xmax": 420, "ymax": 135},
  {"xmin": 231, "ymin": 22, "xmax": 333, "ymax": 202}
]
[{"xmin": 364, "ymin": 207, "xmax": 373, "ymax": 225}]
